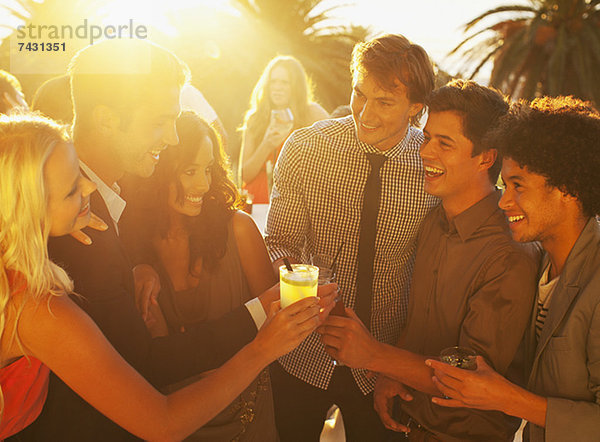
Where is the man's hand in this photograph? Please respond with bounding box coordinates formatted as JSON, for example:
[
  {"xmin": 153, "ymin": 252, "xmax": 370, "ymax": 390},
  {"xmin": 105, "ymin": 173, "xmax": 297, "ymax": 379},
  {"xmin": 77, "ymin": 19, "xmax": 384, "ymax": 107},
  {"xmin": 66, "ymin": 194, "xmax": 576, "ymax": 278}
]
[
  {"xmin": 374, "ymin": 375, "xmax": 413, "ymax": 432},
  {"xmin": 70, "ymin": 212, "xmax": 108, "ymax": 245},
  {"xmin": 143, "ymin": 298, "xmax": 169, "ymax": 338},
  {"xmin": 317, "ymin": 307, "xmax": 379, "ymax": 369},
  {"xmin": 316, "ymin": 283, "xmax": 338, "ymax": 323},
  {"xmin": 132, "ymin": 264, "xmax": 161, "ymax": 321},
  {"xmin": 426, "ymin": 356, "xmax": 511, "ymax": 411}
]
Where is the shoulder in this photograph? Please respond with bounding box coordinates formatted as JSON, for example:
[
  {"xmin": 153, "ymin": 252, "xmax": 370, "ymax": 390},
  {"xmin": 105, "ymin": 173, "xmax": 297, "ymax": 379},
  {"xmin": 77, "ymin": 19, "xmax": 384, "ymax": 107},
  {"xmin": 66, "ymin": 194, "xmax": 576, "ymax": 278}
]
[
  {"xmin": 481, "ymin": 234, "xmax": 541, "ymax": 281},
  {"xmin": 288, "ymin": 116, "xmax": 355, "ymax": 148},
  {"xmin": 16, "ymin": 292, "xmax": 79, "ymax": 353},
  {"xmin": 277, "ymin": 117, "xmax": 356, "ymax": 173},
  {"xmin": 243, "ymin": 111, "xmax": 261, "ymax": 133},
  {"xmin": 231, "ymin": 210, "xmax": 261, "ymax": 241},
  {"xmin": 418, "ymin": 204, "xmax": 442, "ymax": 230},
  {"xmin": 307, "ymin": 102, "xmax": 329, "ymax": 122}
]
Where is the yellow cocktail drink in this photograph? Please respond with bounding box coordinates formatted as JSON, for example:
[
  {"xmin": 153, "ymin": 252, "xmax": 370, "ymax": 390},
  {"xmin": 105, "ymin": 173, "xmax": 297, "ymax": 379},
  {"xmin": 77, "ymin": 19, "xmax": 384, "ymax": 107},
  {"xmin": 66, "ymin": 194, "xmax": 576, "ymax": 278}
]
[{"xmin": 279, "ymin": 264, "xmax": 319, "ymax": 308}]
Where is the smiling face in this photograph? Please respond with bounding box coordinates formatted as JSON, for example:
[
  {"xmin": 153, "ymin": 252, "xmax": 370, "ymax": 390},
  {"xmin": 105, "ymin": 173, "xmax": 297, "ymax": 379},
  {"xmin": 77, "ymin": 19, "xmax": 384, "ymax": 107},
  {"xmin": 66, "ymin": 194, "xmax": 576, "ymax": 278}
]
[
  {"xmin": 421, "ymin": 111, "xmax": 496, "ymax": 215},
  {"xmin": 350, "ymin": 72, "xmax": 422, "ymax": 151},
  {"xmin": 269, "ymin": 65, "xmax": 292, "ymax": 110},
  {"xmin": 167, "ymin": 134, "xmax": 214, "ymax": 217},
  {"xmin": 45, "ymin": 142, "xmax": 97, "ymax": 236},
  {"xmin": 113, "ymin": 86, "xmax": 181, "ymax": 178},
  {"xmin": 499, "ymin": 158, "xmax": 567, "ymax": 244}
]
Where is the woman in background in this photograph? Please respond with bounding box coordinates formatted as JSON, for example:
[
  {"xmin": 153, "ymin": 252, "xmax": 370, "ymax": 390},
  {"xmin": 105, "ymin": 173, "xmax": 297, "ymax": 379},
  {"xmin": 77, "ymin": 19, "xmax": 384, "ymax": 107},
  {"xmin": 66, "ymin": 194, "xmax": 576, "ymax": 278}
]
[
  {"xmin": 121, "ymin": 110, "xmax": 280, "ymax": 441},
  {"xmin": 240, "ymin": 56, "xmax": 328, "ymax": 203},
  {"xmin": 0, "ymin": 113, "xmax": 323, "ymax": 440}
]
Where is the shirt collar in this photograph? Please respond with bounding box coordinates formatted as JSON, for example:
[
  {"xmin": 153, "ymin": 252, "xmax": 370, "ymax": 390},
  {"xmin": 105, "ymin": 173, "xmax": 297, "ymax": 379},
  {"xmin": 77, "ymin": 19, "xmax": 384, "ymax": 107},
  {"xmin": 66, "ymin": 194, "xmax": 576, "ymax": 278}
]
[
  {"xmin": 441, "ymin": 189, "xmax": 502, "ymax": 241},
  {"xmin": 79, "ymin": 161, "xmax": 126, "ymax": 230},
  {"xmin": 356, "ymin": 125, "xmax": 421, "ymax": 160}
]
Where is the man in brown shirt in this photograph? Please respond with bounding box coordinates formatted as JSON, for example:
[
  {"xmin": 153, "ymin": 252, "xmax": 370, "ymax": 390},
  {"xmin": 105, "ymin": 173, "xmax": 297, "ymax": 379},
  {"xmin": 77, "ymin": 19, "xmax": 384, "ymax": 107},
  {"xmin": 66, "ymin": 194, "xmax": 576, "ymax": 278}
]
[{"xmin": 320, "ymin": 80, "xmax": 539, "ymax": 441}]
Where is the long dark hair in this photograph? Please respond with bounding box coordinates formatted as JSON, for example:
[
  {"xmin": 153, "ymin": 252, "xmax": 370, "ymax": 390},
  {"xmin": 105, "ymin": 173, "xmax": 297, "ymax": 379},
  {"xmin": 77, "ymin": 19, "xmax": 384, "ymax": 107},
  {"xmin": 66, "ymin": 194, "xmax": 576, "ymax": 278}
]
[{"xmin": 145, "ymin": 111, "xmax": 242, "ymax": 273}]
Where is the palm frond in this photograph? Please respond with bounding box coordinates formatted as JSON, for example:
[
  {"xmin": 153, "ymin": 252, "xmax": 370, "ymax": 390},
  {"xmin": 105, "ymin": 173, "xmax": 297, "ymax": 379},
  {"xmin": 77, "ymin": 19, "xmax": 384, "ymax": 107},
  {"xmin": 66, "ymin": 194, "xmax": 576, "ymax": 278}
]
[{"xmin": 462, "ymin": 5, "xmax": 537, "ymax": 32}]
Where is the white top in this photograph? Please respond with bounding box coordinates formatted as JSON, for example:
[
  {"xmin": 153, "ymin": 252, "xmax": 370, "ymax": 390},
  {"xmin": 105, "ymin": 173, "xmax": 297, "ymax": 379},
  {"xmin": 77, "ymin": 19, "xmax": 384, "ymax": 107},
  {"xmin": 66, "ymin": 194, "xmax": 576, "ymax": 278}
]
[
  {"xmin": 535, "ymin": 263, "xmax": 560, "ymax": 340},
  {"xmin": 180, "ymin": 83, "xmax": 218, "ymax": 123}
]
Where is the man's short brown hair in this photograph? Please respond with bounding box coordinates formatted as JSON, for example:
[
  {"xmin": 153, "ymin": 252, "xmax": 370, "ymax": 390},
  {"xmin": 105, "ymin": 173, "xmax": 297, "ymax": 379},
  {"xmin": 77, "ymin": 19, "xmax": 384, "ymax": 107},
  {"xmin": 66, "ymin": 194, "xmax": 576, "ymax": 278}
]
[
  {"xmin": 351, "ymin": 34, "xmax": 435, "ymax": 125},
  {"xmin": 427, "ymin": 80, "xmax": 509, "ymax": 183},
  {"xmin": 69, "ymin": 38, "xmax": 189, "ymax": 133}
]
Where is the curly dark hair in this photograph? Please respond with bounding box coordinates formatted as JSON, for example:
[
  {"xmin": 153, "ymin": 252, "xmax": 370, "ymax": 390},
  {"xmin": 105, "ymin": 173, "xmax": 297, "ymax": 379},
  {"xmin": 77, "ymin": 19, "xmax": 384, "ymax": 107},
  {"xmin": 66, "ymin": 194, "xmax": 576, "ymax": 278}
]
[
  {"xmin": 489, "ymin": 96, "xmax": 600, "ymax": 217},
  {"xmin": 147, "ymin": 111, "xmax": 242, "ymax": 272},
  {"xmin": 426, "ymin": 79, "xmax": 509, "ymax": 183}
]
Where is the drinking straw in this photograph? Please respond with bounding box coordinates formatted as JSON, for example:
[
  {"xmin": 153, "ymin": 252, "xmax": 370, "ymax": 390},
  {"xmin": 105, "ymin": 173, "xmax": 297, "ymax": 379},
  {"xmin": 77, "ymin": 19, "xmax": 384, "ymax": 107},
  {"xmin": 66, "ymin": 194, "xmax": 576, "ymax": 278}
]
[
  {"xmin": 283, "ymin": 257, "xmax": 294, "ymax": 272},
  {"xmin": 331, "ymin": 243, "xmax": 344, "ymax": 274}
]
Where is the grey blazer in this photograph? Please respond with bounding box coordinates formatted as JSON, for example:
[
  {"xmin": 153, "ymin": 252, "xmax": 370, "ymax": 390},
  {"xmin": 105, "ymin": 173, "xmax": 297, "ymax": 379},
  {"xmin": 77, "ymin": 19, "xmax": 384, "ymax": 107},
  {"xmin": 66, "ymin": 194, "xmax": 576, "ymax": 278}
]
[{"xmin": 526, "ymin": 218, "xmax": 600, "ymax": 442}]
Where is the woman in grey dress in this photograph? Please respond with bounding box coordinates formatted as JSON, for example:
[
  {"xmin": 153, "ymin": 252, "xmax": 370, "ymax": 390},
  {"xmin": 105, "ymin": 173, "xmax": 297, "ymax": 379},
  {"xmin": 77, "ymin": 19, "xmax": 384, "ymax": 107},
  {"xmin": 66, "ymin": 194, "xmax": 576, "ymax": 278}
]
[{"xmin": 121, "ymin": 110, "xmax": 278, "ymax": 441}]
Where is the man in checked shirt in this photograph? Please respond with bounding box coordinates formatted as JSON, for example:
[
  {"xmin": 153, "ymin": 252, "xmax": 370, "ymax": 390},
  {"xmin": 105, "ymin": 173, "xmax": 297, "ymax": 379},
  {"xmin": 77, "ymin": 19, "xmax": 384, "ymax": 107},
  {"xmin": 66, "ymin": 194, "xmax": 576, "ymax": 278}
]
[{"xmin": 265, "ymin": 34, "xmax": 439, "ymax": 440}]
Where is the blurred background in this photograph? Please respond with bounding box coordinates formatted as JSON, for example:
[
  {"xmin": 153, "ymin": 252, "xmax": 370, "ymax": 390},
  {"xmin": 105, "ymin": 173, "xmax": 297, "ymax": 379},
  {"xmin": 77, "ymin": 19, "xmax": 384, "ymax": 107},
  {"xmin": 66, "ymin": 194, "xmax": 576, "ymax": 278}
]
[{"xmin": 1, "ymin": 0, "xmax": 599, "ymax": 167}]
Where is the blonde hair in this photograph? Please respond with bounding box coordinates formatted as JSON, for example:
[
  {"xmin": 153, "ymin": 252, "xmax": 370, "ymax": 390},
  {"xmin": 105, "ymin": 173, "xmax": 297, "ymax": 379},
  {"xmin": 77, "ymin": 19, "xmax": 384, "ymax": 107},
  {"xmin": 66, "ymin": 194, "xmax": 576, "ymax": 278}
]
[
  {"xmin": 241, "ymin": 55, "xmax": 314, "ymax": 139},
  {"xmin": 0, "ymin": 113, "xmax": 74, "ymax": 414}
]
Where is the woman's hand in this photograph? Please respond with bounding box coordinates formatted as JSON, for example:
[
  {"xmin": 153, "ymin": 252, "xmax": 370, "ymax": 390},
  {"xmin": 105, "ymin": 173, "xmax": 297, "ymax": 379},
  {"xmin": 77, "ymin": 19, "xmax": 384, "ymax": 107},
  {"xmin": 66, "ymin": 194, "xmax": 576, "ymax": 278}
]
[
  {"xmin": 143, "ymin": 299, "xmax": 169, "ymax": 338},
  {"xmin": 132, "ymin": 264, "xmax": 161, "ymax": 321},
  {"xmin": 261, "ymin": 123, "xmax": 291, "ymax": 151},
  {"xmin": 253, "ymin": 297, "xmax": 321, "ymax": 362}
]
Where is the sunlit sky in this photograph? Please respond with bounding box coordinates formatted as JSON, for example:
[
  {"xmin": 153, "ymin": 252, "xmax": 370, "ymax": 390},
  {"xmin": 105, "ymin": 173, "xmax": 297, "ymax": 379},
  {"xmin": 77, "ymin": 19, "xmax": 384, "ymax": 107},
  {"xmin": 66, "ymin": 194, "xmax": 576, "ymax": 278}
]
[
  {"xmin": 327, "ymin": 0, "xmax": 528, "ymax": 78},
  {"xmin": 3, "ymin": 0, "xmax": 527, "ymax": 55},
  {"xmin": 2, "ymin": 0, "xmax": 529, "ymax": 79}
]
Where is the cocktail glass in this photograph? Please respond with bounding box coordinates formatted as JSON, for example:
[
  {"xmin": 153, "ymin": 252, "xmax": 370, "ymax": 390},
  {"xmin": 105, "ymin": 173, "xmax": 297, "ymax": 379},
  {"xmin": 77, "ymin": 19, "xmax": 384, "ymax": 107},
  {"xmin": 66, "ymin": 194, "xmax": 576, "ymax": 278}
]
[
  {"xmin": 279, "ymin": 264, "xmax": 319, "ymax": 309},
  {"xmin": 439, "ymin": 346, "xmax": 477, "ymax": 370},
  {"xmin": 311, "ymin": 253, "xmax": 336, "ymax": 285}
]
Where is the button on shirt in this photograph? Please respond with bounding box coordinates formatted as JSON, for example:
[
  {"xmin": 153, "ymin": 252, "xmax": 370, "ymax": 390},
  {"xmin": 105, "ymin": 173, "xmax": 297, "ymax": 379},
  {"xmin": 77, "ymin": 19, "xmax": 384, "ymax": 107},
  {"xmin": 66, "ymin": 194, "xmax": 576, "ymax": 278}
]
[
  {"xmin": 401, "ymin": 190, "xmax": 539, "ymax": 441},
  {"xmin": 265, "ymin": 116, "xmax": 439, "ymax": 393}
]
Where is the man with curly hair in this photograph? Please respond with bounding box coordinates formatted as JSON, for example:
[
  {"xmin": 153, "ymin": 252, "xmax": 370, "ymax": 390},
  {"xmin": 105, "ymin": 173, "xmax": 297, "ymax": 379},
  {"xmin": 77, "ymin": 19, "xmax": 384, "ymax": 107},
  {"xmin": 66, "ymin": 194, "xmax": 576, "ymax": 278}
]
[{"xmin": 426, "ymin": 96, "xmax": 600, "ymax": 442}]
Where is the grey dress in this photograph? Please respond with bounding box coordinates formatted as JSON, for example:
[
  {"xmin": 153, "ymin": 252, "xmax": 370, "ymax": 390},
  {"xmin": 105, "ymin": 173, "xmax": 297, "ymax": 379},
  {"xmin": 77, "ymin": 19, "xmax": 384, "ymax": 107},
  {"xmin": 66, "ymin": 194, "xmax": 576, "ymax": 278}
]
[{"xmin": 157, "ymin": 220, "xmax": 277, "ymax": 442}]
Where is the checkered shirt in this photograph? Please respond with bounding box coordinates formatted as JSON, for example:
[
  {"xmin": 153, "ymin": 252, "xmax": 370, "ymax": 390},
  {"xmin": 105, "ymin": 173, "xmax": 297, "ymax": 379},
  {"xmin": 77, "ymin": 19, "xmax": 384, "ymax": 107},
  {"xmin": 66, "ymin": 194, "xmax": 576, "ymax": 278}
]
[{"xmin": 265, "ymin": 116, "xmax": 439, "ymax": 394}]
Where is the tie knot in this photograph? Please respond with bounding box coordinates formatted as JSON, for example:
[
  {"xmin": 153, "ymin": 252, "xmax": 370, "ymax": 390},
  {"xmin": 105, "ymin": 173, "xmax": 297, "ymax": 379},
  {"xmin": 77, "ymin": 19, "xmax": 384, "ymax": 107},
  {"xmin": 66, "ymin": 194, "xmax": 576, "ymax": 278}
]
[{"xmin": 366, "ymin": 153, "xmax": 387, "ymax": 172}]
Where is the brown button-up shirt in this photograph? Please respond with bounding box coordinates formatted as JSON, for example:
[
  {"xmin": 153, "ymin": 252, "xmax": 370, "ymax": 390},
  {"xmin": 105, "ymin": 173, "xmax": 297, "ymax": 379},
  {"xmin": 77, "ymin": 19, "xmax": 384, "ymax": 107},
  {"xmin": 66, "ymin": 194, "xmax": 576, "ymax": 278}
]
[{"xmin": 401, "ymin": 190, "xmax": 539, "ymax": 441}]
